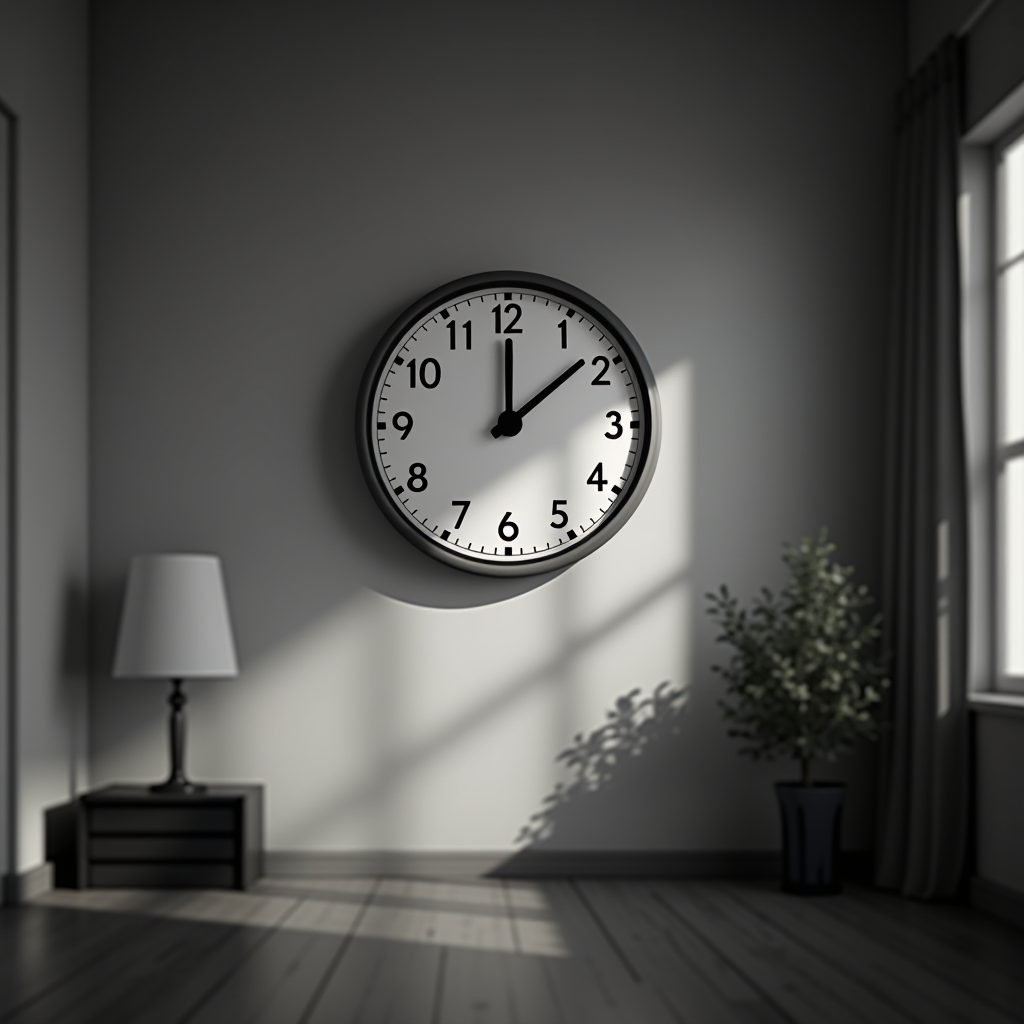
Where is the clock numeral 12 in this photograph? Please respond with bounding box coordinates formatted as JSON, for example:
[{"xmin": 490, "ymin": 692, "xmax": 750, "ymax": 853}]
[
  {"xmin": 492, "ymin": 303, "xmax": 523, "ymax": 334},
  {"xmin": 448, "ymin": 320, "xmax": 471, "ymax": 350}
]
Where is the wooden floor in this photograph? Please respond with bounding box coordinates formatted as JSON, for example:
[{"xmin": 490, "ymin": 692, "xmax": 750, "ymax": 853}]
[{"xmin": 1, "ymin": 877, "xmax": 1023, "ymax": 1023}]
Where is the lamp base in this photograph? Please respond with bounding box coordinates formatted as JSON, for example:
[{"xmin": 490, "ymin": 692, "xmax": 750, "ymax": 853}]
[{"xmin": 150, "ymin": 780, "xmax": 207, "ymax": 794}]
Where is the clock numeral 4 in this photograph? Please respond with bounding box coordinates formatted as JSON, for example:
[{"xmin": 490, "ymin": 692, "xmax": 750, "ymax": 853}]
[
  {"xmin": 492, "ymin": 303, "xmax": 523, "ymax": 334},
  {"xmin": 587, "ymin": 463, "xmax": 608, "ymax": 491},
  {"xmin": 408, "ymin": 463, "xmax": 428, "ymax": 492},
  {"xmin": 408, "ymin": 357, "xmax": 441, "ymax": 389}
]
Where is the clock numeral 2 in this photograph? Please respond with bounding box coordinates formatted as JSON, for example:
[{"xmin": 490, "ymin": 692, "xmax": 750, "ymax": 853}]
[
  {"xmin": 492, "ymin": 303, "xmax": 523, "ymax": 334},
  {"xmin": 448, "ymin": 320, "xmax": 471, "ymax": 349},
  {"xmin": 587, "ymin": 463, "xmax": 608, "ymax": 491},
  {"xmin": 591, "ymin": 356, "xmax": 611, "ymax": 385},
  {"xmin": 408, "ymin": 357, "xmax": 441, "ymax": 388}
]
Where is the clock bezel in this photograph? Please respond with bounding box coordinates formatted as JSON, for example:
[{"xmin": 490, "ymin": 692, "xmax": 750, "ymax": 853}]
[{"xmin": 355, "ymin": 270, "xmax": 661, "ymax": 576}]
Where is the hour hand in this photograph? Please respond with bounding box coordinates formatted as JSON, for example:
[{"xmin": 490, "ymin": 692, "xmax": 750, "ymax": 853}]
[{"xmin": 491, "ymin": 358, "xmax": 586, "ymax": 438}]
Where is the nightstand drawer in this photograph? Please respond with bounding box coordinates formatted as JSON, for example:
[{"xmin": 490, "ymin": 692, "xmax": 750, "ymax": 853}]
[
  {"xmin": 90, "ymin": 836, "xmax": 236, "ymax": 861},
  {"xmin": 89, "ymin": 863, "xmax": 237, "ymax": 888},
  {"xmin": 90, "ymin": 807, "xmax": 235, "ymax": 835}
]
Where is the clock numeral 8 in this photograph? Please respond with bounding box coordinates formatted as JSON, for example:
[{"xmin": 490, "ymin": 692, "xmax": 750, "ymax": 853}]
[
  {"xmin": 498, "ymin": 512, "xmax": 519, "ymax": 541},
  {"xmin": 408, "ymin": 463, "xmax": 428, "ymax": 492}
]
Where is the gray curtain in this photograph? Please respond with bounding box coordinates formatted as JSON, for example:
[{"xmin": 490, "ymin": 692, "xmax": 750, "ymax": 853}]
[{"xmin": 875, "ymin": 38, "xmax": 969, "ymax": 900}]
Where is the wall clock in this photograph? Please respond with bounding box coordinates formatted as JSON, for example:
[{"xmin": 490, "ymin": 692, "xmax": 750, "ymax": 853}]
[{"xmin": 356, "ymin": 271, "xmax": 661, "ymax": 576}]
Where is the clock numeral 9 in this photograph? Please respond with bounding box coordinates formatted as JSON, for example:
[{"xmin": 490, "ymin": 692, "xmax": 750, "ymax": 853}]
[
  {"xmin": 392, "ymin": 411, "xmax": 413, "ymax": 440},
  {"xmin": 408, "ymin": 357, "xmax": 441, "ymax": 389},
  {"xmin": 550, "ymin": 500, "xmax": 568, "ymax": 529},
  {"xmin": 498, "ymin": 512, "xmax": 519, "ymax": 542},
  {"xmin": 587, "ymin": 462, "xmax": 608, "ymax": 491},
  {"xmin": 408, "ymin": 463, "xmax": 428, "ymax": 492},
  {"xmin": 447, "ymin": 320, "xmax": 471, "ymax": 350},
  {"xmin": 492, "ymin": 303, "xmax": 523, "ymax": 334},
  {"xmin": 604, "ymin": 411, "xmax": 622, "ymax": 439}
]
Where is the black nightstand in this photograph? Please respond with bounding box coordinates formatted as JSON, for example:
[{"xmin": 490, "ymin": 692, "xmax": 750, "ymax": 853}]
[{"xmin": 78, "ymin": 785, "xmax": 263, "ymax": 890}]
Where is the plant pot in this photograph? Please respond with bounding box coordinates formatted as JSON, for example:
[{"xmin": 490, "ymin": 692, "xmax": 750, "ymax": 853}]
[{"xmin": 774, "ymin": 781, "xmax": 845, "ymax": 895}]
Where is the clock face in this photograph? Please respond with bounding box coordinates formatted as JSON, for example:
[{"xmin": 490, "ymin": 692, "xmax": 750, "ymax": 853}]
[{"xmin": 356, "ymin": 272, "xmax": 661, "ymax": 576}]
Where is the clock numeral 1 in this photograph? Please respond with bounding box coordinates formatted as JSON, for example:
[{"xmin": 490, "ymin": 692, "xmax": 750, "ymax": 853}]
[
  {"xmin": 558, "ymin": 320, "xmax": 567, "ymax": 348},
  {"xmin": 587, "ymin": 462, "xmax": 608, "ymax": 491},
  {"xmin": 448, "ymin": 320, "xmax": 471, "ymax": 349},
  {"xmin": 408, "ymin": 357, "xmax": 441, "ymax": 388}
]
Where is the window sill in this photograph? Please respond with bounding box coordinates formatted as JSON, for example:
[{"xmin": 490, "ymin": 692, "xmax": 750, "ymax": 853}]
[{"xmin": 968, "ymin": 692, "xmax": 1024, "ymax": 718}]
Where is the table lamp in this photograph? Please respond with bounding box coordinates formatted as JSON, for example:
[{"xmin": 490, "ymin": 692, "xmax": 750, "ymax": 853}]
[{"xmin": 113, "ymin": 554, "xmax": 238, "ymax": 793}]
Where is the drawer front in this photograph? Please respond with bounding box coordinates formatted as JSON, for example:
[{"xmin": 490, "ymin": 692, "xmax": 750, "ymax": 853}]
[
  {"xmin": 89, "ymin": 806, "xmax": 234, "ymax": 835},
  {"xmin": 89, "ymin": 862, "xmax": 237, "ymax": 888},
  {"xmin": 90, "ymin": 836, "xmax": 236, "ymax": 862}
]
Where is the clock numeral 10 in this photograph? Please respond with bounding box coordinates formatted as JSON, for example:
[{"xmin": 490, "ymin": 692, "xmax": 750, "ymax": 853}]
[
  {"xmin": 447, "ymin": 320, "xmax": 471, "ymax": 349},
  {"xmin": 408, "ymin": 357, "xmax": 441, "ymax": 388}
]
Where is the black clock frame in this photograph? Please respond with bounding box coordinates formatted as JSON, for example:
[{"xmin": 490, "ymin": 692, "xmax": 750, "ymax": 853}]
[{"xmin": 356, "ymin": 270, "xmax": 661, "ymax": 576}]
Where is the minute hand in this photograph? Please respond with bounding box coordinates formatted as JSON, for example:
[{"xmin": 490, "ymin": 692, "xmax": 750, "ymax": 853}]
[{"xmin": 491, "ymin": 358, "xmax": 586, "ymax": 438}]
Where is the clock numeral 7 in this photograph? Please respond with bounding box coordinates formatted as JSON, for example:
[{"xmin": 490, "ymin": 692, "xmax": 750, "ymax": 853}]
[
  {"xmin": 492, "ymin": 303, "xmax": 523, "ymax": 334},
  {"xmin": 447, "ymin": 320, "xmax": 471, "ymax": 350},
  {"xmin": 452, "ymin": 500, "xmax": 471, "ymax": 529},
  {"xmin": 550, "ymin": 499, "xmax": 568, "ymax": 529}
]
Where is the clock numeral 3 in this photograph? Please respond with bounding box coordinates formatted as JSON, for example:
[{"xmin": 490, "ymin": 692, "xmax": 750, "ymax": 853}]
[
  {"xmin": 492, "ymin": 303, "xmax": 523, "ymax": 334},
  {"xmin": 498, "ymin": 512, "xmax": 519, "ymax": 542},
  {"xmin": 604, "ymin": 411, "xmax": 622, "ymax": 439},
  {"xmin": 392, "ymin": 411, "xmax": 413, "ymax": 440},
  {"xmin": 550, "ymin": 500, "xmax": 568, "ymax": 529},
  {"xmin": 408, "ymin": 463, "xmax": 428, "ymax": 492},
  {"xmin": 587, "ymin": 463, "xmax": 608, "ymax": 491},
  {"xmin": 408, "ymin": 357, "xmax": 441, "ymax": 389}
]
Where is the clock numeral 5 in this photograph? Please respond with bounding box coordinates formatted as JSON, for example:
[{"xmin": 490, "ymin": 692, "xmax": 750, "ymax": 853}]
[
  {"xmin": 492, "ymin": 303, "xmax": 523, "ymax": 334},
  {"xmin": 587, "ymin": 463, "xmax": 608, "ymax": 491},
  {"xmin": 498, "ymin": 512, "xmax": 519, "ymax": 542},
  {"xmin": 408, "ymin": 357, "xmax": 441, "ymax": 389},
  {"xmin": 550, "ymin": 500, "xmax": 568, "ymax": 529},
  {"xmin": 408, "ymin": 463, "xmax": 428, "ymax": 492},
  {"xmin": 604, "ymin": 411, "xmax": 622, "ymax": 439}
]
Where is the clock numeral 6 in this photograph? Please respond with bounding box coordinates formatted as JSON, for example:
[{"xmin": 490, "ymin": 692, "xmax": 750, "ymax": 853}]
[
  {"xmin": 550, "ymin": 499, "xmax": 568, "ymax": 529},
  {"xmin": 408, "ymin": 463, "xmax": 428, "ymax": 492},
  {"xmin": 604, "ymin": 411, "xmax": 622, "ymax": 439},
  {"xmin": 408, "ymin": 357, "xmax": 441, "ymax": 389},
  {"xmin": 393, "ymin": 411, "xmax": 413, "ymax": 440},
  {"xmin": 587, "ymin": 463, "xmax": 608, "ymax": 491},
  {"xmin": 492, "ymin": 303, "xmax": 523, "ymax": 334},
  {"xmin": 498, "ymin": 512, "xmax": 519, "ymax": 542}
]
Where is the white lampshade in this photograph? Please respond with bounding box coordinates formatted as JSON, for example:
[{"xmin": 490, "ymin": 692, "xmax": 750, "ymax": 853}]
[{"xmin": 113, "ymin": 554, "xmax": 238, "ymax": 679}]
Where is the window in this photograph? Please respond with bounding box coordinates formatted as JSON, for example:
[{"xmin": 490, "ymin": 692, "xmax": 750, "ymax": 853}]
[{"xmin": 995, "ymin": 126, "xmax": 1024, "ymax": 693}]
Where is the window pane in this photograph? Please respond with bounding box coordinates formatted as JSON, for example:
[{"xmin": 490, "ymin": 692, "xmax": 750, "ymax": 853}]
[
  {"xmin": 1003, "ymin": 134, "xmax": 1024, "ymax": 263},
  {"xmin": 1005, "ymin": 458, "xmax": 1024, "ymax": 676},
  {"xmin": 1001, "ymin": 262, "xmax": 1024, "ymax": 443}
]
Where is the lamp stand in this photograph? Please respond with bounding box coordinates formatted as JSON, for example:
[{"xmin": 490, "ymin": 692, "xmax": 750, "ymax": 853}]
[{"xmin": 152, "ymin": 678, "xmax": 206, "ymax": 794}]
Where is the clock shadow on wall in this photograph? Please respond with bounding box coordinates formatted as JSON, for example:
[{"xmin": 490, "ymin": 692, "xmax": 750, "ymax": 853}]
[
  {"xmin": 319, "ymin": 272, "xmax": 660, "ymax": 609},
  {"xmin": 318, "ymin": 300, "xmax": 561, "ymax": 609}
]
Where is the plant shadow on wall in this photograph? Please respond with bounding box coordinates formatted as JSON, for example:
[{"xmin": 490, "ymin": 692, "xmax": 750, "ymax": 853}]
[{"xmin": 506, "ymin": 681, "xmax": 689, "ymax": 858}]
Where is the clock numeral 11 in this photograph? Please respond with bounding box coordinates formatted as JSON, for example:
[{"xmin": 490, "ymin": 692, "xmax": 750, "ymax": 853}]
[{"xmin": 447, "ymin": 320, "xmax": 471, "ymax": 349}]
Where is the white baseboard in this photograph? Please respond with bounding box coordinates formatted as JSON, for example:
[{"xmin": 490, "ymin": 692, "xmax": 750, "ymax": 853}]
[
  {"xmin": 970, "ymin": 875, "xmax": 1024, "ymax": 931},
  {"xmin": 2, "ymin": 862, "xmax": 54, "ymax": 905}
]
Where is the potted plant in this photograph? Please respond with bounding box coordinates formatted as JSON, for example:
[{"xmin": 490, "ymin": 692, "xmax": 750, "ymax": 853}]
[{"xmin": 706, "ymin": 530, "xmax": 888, "ymax": 894}]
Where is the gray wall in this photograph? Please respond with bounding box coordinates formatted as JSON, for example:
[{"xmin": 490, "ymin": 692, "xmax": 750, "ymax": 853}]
[
  {"xmin": 0, "ymin": 0, "xmax": 90, "ymax": 885},
  {"xmin": 91, "ymin": 0, "xmax": 903, "ymax": 858}
]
